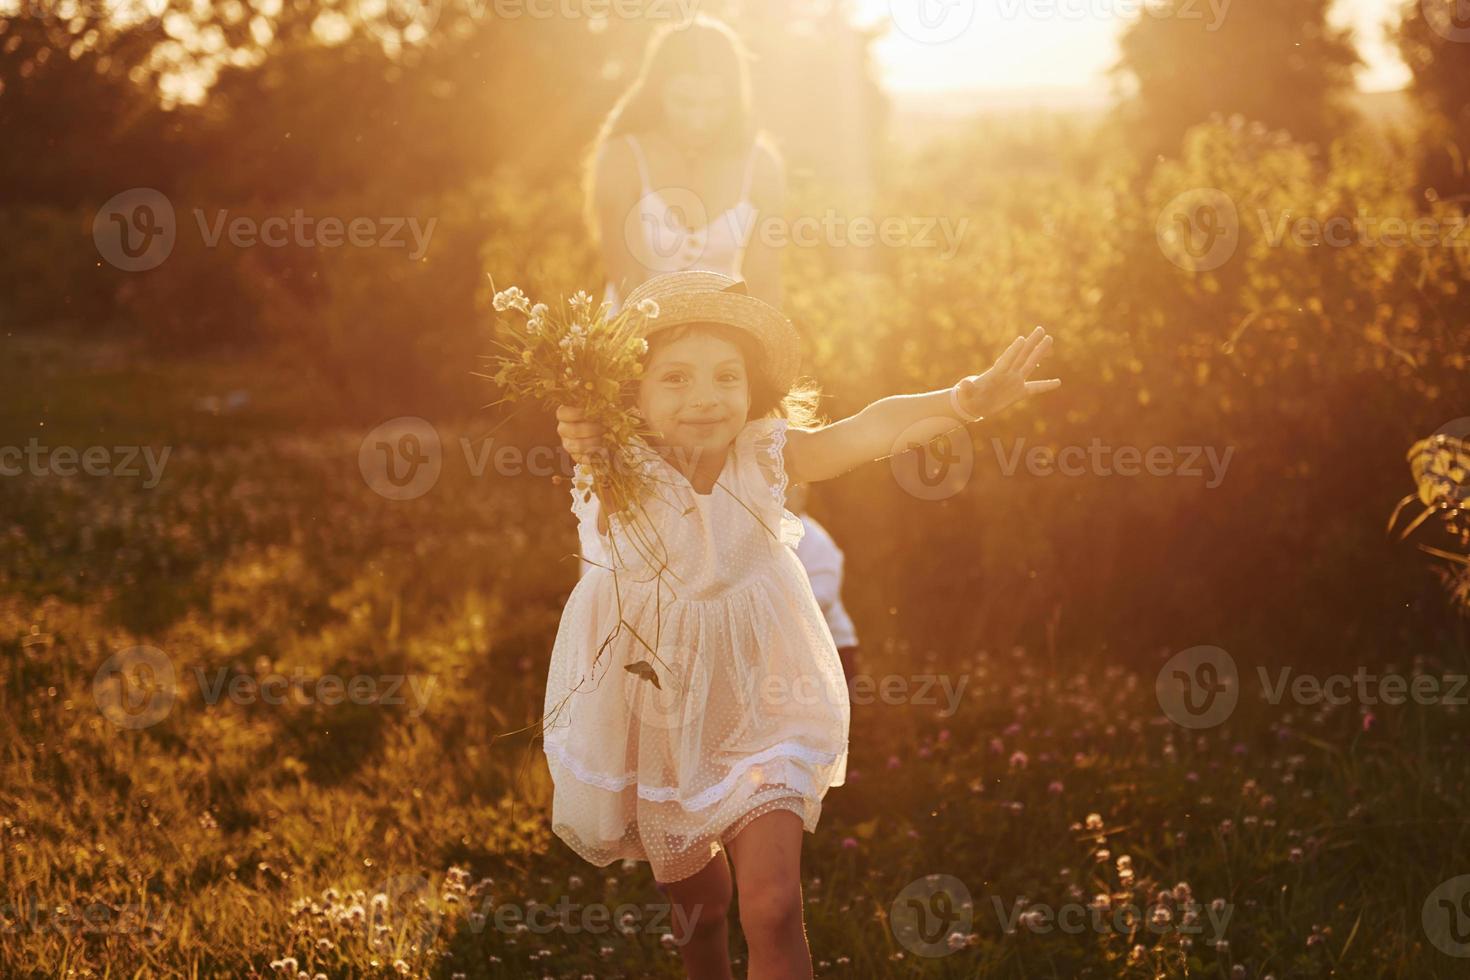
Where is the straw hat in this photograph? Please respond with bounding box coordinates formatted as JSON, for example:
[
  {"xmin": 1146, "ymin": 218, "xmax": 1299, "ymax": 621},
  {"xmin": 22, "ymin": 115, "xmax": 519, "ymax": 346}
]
[{"xmin": 622, "ymin": 271, "xmax": 801, "ymax": 393}]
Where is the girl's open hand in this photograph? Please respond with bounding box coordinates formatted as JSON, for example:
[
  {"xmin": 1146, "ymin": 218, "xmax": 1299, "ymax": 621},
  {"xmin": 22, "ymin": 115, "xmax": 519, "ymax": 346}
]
[
  {"xmin": 556, "ymin": 404, "xmax": 605, "ymax": 465},
  {"xmin": 954, "ymin": 326, "xmax": 1061, "ymax": 419}
]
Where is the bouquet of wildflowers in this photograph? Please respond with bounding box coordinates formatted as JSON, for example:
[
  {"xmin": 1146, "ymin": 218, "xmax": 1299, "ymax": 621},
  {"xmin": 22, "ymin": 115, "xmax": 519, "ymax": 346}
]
[
  {"xmin": 483, "ymin": 280, "xmax": 676, "ymax": 693},
  {"xmin": 483, "ymin": 279, "xmax": 667, "ymax": 538}
]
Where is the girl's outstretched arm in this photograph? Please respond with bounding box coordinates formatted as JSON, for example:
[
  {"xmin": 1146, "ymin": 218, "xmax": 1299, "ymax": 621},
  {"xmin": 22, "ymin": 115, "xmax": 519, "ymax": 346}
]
[{"xmin": 785, "ymin": 326, "xmax": 1061, "ymax": 485}]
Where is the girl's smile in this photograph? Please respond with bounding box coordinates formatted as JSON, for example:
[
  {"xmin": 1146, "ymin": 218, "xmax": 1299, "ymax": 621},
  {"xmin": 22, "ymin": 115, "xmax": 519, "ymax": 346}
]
[{"xmin": 637, "ymin": 330, "xmax": 751, "ymax": 488}]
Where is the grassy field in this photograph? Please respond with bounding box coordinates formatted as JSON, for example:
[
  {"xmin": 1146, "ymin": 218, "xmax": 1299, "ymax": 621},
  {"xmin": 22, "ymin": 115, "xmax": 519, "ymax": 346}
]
[{"xmin": 2, "ymin": 329, "xmax": 1468, "ymax": 979}]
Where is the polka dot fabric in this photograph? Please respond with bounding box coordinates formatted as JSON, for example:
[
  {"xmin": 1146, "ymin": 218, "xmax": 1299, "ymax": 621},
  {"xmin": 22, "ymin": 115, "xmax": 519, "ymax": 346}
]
[{"xmin": 542, "ymin": 417, "xmax": 851, "ymax": 883}]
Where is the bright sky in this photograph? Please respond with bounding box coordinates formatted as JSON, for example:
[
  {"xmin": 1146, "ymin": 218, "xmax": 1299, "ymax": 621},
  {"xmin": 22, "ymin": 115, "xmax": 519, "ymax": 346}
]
[{"xmin": 854, "ymin": 0, "xmax": 1411, "ymax": 93}]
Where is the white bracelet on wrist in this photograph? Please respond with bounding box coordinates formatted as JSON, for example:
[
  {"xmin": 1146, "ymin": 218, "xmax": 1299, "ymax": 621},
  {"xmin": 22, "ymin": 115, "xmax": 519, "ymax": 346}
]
[{"xmin": 950, "ymin": 383, "xmax": 983, "ymax": 422}]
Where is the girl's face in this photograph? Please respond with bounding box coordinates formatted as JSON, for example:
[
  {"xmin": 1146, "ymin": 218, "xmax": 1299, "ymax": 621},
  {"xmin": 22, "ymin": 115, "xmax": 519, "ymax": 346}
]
[
  {"xmin": 637, "ymin": 330, "xmax": 750, "ymax": 466},
  {"xmin": 660, "ymin": 73, "xmax": 730, "ymax": 149}
]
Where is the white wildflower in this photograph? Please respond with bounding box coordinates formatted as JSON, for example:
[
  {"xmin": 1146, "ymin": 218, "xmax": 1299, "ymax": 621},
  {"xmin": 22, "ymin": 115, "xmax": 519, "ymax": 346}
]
[{"xmin": 493, "ymin": 286, "xmax": 530, "ymax": 314}]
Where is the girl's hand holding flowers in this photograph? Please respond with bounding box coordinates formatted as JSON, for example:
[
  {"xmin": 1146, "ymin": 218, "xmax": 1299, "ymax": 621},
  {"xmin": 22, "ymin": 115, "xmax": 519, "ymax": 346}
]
[
  {"xmin": 952, "ymin": 325, "xmax": 1061, "ymax": 421},
  {"xmin": 557, "ymin": 404, "xmax": 606, "ymax": 466}
]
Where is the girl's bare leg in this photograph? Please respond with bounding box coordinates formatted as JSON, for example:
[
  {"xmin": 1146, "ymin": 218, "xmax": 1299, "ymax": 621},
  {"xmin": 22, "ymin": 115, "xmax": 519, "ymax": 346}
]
[
  {"xmin": 726, "ymin": 808, "xmax": 812, "ymax": 980},
  {"xmin": 660, "ymin": 846, "xmax": 734, "ymax": 980}
]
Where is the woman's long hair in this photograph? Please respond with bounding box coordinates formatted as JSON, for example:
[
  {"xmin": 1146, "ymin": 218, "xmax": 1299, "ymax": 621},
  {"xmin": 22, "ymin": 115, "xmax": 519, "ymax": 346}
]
[{"xmin": 580, "ymin": 14, "xmax": 768, "ymax": 249}]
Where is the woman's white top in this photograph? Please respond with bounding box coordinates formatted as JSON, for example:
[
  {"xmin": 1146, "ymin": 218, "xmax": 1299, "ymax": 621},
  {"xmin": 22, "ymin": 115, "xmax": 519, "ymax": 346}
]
[
  {"xmin": 542, "ymin": 418, "xmax": 849, "ymax": 883},
  {"xmin": 795, "ymin": 513, "xmax": 859, "ymax": 649},
  {"xmin": 603, "ymin": 133, "xmax": 761, "ymax": 315}
]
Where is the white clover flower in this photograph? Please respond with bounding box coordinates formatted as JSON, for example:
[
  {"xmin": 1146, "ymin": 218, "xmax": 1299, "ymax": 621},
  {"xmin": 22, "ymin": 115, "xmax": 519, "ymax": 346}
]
[
  {"xmin": 527, "ymin": 303, "xmax": 548, "ymax": 333},
  {"xmin": 635, "ymin": 337, "xmax": 649, "ymax": 355},
  {"xmin": 492, "ymin": 286, "xmax": 530, "ymax": 314},
  {"xmin": 568, "ymin": 290, "xmax": 593, "ymax": 314},
  {"xmin": 635, "ymin": 298, "xmax": 660, "ymax": 319}
]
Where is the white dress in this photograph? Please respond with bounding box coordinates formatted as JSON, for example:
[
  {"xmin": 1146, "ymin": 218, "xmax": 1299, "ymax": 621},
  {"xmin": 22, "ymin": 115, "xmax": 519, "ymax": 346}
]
[
  {"xmin": 541, "ymin": 417, "xmax": 850, "ymax": 883},
  {"xmin": 601, "ymin": 132, "xmax": 761, "ymax": 316}
]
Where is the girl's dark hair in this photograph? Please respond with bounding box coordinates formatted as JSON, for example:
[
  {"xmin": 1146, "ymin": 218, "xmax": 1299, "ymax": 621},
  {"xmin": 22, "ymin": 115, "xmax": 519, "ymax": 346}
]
[
  {"xmin": 640, "ymin": 322, "xmax": 823, "ymax": 427},
  {"xmin": 581, "ymin": 14, "xmax": 776, "ymax": 248}
]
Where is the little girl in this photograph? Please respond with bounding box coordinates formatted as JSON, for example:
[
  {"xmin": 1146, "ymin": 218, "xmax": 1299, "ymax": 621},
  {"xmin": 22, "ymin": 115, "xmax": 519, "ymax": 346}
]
[{"xmin": 545, "ymin": 270, "xmax": 1059, "ymax": 978}]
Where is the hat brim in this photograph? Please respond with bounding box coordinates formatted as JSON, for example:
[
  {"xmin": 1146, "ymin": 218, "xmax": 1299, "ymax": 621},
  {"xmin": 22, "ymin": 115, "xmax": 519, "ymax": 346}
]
[{"xmin": 636, "ymin": 292, "xmax": 801, "ymax": 394}]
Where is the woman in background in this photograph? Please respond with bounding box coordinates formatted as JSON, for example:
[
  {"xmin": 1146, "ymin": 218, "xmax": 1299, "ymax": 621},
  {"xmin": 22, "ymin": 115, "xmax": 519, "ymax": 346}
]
[
  {"xmin": 580, "ymin": 13, "xmax": 785, "ymax": 314},
  {"xmin": 576, "ymin": 13, "xmax": 789, "ymax": 587}
]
